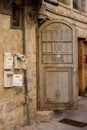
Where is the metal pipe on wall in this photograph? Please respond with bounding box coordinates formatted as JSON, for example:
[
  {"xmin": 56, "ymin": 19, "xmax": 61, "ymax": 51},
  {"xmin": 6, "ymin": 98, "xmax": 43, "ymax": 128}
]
[{"xmin": 22, "ymin": 6, "xmax": 30, "ymax": 125}]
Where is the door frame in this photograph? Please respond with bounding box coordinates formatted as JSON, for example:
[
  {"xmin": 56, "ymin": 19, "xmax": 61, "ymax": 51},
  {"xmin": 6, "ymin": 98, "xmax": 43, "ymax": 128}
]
[{"xmin": 37, "ymin": 19, "xmax": 78, "ymax": 110}]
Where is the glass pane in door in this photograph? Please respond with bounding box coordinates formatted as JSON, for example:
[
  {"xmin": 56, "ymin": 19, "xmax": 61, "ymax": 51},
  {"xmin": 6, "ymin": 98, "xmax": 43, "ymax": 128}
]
[
  {"xmin": 42, "ymin": 22, "xmax": 73, "ymax": 64},
  {"xmin": 43, "ymin": 55, "xmax": 52, "ymax": 63},
  {"xmin": 63, "ymin": 43, "xmax": 72, "ymax": 53},
  {"xmin": 63, "ymin": 55, "xmax": 72, "ymax": 63},
  {"xmin": 53, "ymin": 43, "xmax": 63, "ymax": 52},
  {"xmin": 53, "ymin": 55, "xmax": 63, "ymax": 63}
]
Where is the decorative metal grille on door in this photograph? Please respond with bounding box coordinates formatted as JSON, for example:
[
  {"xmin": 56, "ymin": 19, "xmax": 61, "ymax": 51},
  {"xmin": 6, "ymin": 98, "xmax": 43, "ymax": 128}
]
[
  {"xmin": 38, "ymin": 21, "xmax": 78, "ymax": 110},
  {"xmin": 41, "ymin": 23, "xmax": 73, "ymax": 64}
]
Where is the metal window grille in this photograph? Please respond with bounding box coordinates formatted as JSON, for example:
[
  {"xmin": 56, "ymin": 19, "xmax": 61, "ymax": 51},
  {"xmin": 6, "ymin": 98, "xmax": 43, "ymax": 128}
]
[{"xmin": 41, "ymin": 23, "xmax": 73, "ymax": 64}]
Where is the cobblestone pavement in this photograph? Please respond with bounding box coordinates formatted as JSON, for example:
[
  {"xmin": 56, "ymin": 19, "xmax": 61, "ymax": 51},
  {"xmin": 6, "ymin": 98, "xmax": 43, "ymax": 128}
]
[{"xmin": 19, "ymin": 97, "xmax": 87, "ymax": 130}]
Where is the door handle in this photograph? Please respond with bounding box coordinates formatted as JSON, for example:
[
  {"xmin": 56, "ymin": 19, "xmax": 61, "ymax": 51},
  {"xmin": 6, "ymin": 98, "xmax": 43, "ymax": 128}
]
[
  {"xmin": 73, "ymin": 67, "xmax": 77, "ymax": 74},
  {"xmin": 72, "ymin": 65, "xmax": 77, "ymax": 74}
]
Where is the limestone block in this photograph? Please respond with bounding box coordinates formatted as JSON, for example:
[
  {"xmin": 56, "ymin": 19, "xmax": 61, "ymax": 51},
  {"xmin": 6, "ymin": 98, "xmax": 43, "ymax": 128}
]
[
  {"xmin": 35, "ymin": 111, "xmax": 54, "ymax": 122},
  {"xmin": 0, "ymin": 105, "xmax": 3, "ymax": 114},
  {"xmin": 0, "ymin": 118, "xmax": 4, "ymax": 126},
  {"xmin": 6, "ymin": 101, "xmax": 17, "ymax": 112},
  {"xmin": 2, "ymin": 19, "xmax": 10, "ymax": 29},
  {"xmin": 19, "ymin": 126, "xmax": 32, "ymax": 130},
  {"xmin": 3, "ymin": 113, "xmax": 16, "ymax": 123}
]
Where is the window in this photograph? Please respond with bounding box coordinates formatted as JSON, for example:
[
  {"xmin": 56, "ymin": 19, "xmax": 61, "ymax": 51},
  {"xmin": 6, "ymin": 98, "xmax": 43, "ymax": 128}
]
[
  {"xmin": 73, "ymin": 0, "xmax": 86, "ymax": 12},
  {"xmin": 41, "ymin": 23, "xmax": 73, "ymax": 64},
  {"xmin": 58, "ymin": 0, "xmax": 70, "ymax": 5},
  {"xmin": 11, "ymin": 3, "xmax": 22, "ymax": 29}
]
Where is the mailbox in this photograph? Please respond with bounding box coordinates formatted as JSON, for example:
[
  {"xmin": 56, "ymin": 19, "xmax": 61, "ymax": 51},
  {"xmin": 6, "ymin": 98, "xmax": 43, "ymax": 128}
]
[{"xmin": 13, "ymin": 74, "xmax": 23, "ymax": 87}]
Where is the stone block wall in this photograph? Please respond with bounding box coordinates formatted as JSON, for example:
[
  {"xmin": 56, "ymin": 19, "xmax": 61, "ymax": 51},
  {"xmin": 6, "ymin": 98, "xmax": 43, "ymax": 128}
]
[
  {"xmin": 0, "ymin": 4, "xmax": 37, "ymax": 130},
  {"xmin": 0, "ymin": 2, "xmax": 40, "ymax": 130},
  {"xmin": 25, "ymin": 11, "xmax": 37, "ymax": 119},
  {"xmin": 0, "ymin": 10, "xmax": 37, "ymax": 129},
  {"xmin": 0, "ymin": 13, "xmax": 25, "ymax": 130}
]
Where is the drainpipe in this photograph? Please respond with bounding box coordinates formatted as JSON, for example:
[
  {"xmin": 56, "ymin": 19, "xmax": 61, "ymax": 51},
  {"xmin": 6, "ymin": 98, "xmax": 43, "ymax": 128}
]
[{"xmin": 22, "ymin": 6, "xmax": 30, "ymax": 125}]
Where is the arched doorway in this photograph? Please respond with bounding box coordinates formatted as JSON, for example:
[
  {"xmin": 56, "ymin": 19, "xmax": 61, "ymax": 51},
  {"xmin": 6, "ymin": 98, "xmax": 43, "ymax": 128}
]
[{"xmin": 38, "ymin": 20, "xmax": 78, "ymax": 110}]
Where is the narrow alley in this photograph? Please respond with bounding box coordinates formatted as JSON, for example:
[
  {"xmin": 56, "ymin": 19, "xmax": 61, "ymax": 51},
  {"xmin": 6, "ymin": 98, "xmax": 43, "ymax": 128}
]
[{"xmin": 20, "ymin": 97, "xmax": 87, "ymax": 130}]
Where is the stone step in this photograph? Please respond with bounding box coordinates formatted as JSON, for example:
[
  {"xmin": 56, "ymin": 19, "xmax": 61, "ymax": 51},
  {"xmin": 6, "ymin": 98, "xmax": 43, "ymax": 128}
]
[{"xmin": 35, "ymin": 111, "xmax": 54, "ymax": 122}]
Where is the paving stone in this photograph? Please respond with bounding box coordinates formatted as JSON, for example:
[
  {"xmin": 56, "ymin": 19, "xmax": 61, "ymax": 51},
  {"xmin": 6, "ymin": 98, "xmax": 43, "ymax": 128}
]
[{"xmin": 19, "ymin": 126, "xmax": 32, "ymax": 130}]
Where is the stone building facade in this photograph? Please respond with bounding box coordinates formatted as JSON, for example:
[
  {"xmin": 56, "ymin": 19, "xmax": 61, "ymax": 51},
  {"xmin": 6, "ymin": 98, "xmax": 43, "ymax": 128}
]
[{"xmin": 0, "ymin": 0, "xmax": 87, "ymax": 130}]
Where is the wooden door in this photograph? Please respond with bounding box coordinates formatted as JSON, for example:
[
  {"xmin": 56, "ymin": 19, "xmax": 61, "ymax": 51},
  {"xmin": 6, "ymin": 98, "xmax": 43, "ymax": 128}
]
[
  {"xmin": 38, "ymin": 20, "xmax": 78, "ymax": 110},
  {"xmin": 78, "ymin": 40, "xmax": 83, "ymax": 95}
]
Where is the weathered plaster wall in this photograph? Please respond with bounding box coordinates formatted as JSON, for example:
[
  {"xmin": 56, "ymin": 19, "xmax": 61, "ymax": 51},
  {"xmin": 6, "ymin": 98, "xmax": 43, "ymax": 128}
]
[
  {"xmin": 0, "ymin": 6, "xmax": 37, "ymax": 130},
  {"xmin": 0, "ymin": 14, "xmax": 25, "ymax": 130},
  {"xmin": 25, "ymin": 10, "xmax": 37, "ymax": 119}
]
